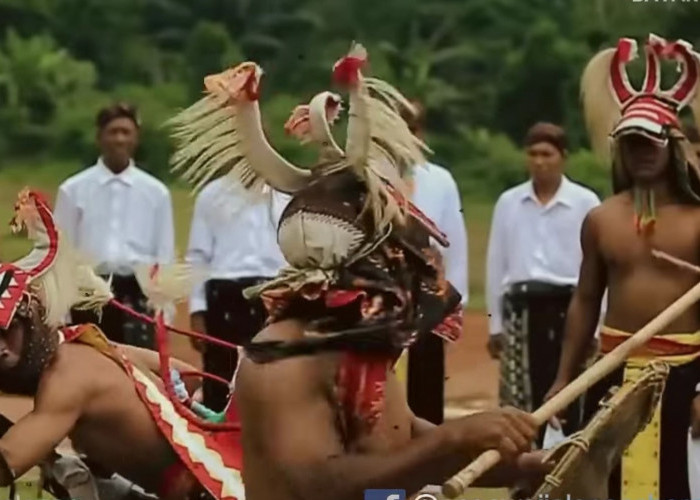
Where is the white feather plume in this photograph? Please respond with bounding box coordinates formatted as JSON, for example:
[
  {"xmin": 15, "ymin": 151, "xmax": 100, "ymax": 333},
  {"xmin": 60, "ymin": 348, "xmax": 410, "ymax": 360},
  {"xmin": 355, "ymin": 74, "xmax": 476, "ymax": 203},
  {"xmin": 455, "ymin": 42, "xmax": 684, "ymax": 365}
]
[
  {"xmin": 134, "ymin": 262, "xmax": 207, "ymax": 312},
  {"xmin": 580, "ymin": 48, "xmax": 621, "ymax": 164}
]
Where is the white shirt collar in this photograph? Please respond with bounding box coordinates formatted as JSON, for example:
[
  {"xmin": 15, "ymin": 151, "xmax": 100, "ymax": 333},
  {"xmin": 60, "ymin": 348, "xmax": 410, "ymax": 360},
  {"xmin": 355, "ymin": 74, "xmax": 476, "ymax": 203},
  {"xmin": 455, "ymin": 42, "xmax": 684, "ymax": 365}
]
[
  {"xmin": 522, "ymin": 175, "xmax": 574, "ymax": 208},
  {"xmin": 96, "ymin": 157, "xmax": 136, "ymax": 186}
]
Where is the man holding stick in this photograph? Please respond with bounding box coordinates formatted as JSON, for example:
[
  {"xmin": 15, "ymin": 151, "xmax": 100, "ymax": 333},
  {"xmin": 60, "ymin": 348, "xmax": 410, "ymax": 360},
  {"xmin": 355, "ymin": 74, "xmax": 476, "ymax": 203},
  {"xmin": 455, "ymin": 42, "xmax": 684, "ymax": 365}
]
[
  {"xmin": 545, "ymin": 34, "xmax": 700, "ymax": 500},
  {"xmin": 168, "ymin": 47, "xmax": 552, "ymax": 500}
]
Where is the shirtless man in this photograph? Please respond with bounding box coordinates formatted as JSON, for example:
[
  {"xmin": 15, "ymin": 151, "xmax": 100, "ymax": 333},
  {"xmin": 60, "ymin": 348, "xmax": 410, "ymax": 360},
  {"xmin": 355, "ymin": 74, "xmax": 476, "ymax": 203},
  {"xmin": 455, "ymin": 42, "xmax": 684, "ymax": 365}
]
[
  {"xmin": 236, "ymin": 320, "xmax": 548, "ymax": 500},
  {"xmin": 545, "ymin": 34, "xmax": 700, "ymax": 500},
  {"xmin": 167, "ymin": 46, "xmax": 552, "ymax": 500},
  {"xmin": 0, "ymin": 189, "xmax": 241, "ymax": 500},
  {"xmin": 0, "ymin": 306, "xmax": 192, "ymax": 493}
]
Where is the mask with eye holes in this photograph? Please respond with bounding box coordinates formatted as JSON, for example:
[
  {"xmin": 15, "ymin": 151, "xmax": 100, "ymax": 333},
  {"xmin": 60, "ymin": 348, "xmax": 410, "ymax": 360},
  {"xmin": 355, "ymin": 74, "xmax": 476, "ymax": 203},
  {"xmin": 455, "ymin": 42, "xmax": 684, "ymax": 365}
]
[{"xmin": 0, "ymin": 298, "xmax": 58, "ymax": 396}]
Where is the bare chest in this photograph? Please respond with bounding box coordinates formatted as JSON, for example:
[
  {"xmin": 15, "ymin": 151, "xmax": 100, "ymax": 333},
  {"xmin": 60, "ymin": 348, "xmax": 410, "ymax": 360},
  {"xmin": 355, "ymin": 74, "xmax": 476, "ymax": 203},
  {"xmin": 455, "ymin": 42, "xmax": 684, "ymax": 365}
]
[{"xmin": 600, "ymin": 206, "xmax": 700, "ymax": 272}]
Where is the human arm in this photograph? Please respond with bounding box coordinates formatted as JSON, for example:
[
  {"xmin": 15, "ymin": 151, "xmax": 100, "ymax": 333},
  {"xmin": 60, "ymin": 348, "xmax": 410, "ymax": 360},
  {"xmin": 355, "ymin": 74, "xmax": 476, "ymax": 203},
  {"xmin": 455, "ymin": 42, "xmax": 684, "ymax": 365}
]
[
  {"xmin": 485, "ymin": 196, "xmax": 508, "ymax": 357},
  {"xmin": 691, "ymin": 394, "xmax": 700, "ymax": 438},
  {"xmin": 439, "ymin": 174, "xmax": 468, "ymax": 306},
  {"xmin": 0, "ymin": 363, "xmax": 85, "ymax": 485},
  {"xmin": 185, "ymin": 190, "xmax": 215, "ymax": 348},
  {"xmin": 547, "ymin": 209, "xmax": 607, "ymax": 397},
  {"xmin": 154, "ymin": 190, "xmax": 175, "ymax": 266},
  {"xmin": 235, "ymin": 345, "xmax": 539, "ymax": 500},
  {"xmin": 411, "ymin": 416, "xmax": 436, "ymax": 438}
]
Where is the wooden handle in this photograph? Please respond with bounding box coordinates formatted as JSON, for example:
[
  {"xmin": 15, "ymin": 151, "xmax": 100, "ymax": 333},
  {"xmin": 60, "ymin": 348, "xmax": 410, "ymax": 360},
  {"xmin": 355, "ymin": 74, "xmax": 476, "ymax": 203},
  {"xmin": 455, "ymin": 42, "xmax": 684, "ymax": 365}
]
[
  {"xmin": 442, "ymin": 279, "xmax": 700, "ymax": 498},
  {"xmin": 442, "ymin": 450, "xmax": 501, "ymax": 498}
]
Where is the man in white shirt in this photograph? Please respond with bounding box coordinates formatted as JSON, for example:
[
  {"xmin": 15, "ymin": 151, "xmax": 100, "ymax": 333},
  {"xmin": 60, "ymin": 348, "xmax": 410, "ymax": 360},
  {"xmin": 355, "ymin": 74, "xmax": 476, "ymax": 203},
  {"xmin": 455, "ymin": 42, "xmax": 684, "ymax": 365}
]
[
  {"xmin": 54, "ymin": 103, "xmax": 175, "ymax": 348},
  {"xmin": 485, "ymin": 122, "xmax": 600, "ymax": 443},
  {"xmin": 402, "ymin": 102, "xmax": 469, "ymax": 425},
  {"xmin": 186, "ymin": 179, "xmax": 289, "ymax": 411}
]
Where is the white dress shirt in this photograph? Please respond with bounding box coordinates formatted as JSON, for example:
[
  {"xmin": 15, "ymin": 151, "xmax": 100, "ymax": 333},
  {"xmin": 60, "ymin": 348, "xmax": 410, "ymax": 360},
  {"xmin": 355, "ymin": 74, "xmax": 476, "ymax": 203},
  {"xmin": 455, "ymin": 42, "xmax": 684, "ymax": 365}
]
[
  {"xmin": 54, "ymin": 158, "xmax": 175, "ymax": 276},
  {"xmin": 411, "ymin": 163, "xmax": 469, "ymax": 305},
  {"xmin": 486, "ymin": 176, "xmax": 601, "ymax": 335},
  {"xmin": 186, "ymin": 178, "xmax": 291, "ymax": 314}
]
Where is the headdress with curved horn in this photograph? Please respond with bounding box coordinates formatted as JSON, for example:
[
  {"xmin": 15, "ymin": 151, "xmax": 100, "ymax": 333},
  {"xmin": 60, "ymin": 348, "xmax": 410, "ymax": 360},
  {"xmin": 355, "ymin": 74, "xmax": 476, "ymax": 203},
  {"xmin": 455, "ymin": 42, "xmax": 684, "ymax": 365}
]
[
  {"xmin": 170, "ymin": 46, "xmax": 461, "ymax": 366},
  {"xmin": 286, "ymin": 89, "xmax": 449, "ymax": 248},
  {"xmin": 167, "ymin": 62, "xmax": 311, "ymax": 195},
  {"xmin": 581, "ymin": 33, "xmax": 700, "ymax": 232},
  {"xmin": 284, "ymin": 91, "xmax": 345, "ymax": 160},
  {"xmin": 1, "ymin": 189, "xmax": 111, "ymax": 330},
  {"xmin": 583, "ymin": 34, "xmax": 700, "ymax": 155}
]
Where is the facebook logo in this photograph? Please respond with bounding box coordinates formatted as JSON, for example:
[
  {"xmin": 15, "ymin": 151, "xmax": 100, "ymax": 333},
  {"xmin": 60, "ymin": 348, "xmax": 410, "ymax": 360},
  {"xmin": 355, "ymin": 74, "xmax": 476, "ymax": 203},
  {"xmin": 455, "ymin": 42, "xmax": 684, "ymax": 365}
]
[{"xmin": 364, "ymin": 490, "xmax": 406, "ymax": 500}]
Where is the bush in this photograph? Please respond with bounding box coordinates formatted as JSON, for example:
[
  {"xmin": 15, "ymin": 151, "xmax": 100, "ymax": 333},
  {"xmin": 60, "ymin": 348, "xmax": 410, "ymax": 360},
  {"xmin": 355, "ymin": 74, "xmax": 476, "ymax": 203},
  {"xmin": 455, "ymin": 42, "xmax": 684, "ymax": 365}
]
[
  {"xmin": 432, "ymin": 126, "xmax": 610, "ymax": 202},
  {"xmin": 566, "ymin": 149, "xmax": 611, "ymax": 199},
  {"xmin": 444, "ymin": 127, "xmax": 527, "ymax": 201}
]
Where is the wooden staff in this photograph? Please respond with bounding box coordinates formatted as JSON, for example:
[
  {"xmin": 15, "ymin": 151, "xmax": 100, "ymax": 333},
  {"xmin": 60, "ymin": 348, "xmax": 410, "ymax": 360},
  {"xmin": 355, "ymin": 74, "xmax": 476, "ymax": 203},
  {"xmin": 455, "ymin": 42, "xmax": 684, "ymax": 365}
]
[{"xmin": 442, "ymin": 278, "xmax": 700, "ymax": 498}]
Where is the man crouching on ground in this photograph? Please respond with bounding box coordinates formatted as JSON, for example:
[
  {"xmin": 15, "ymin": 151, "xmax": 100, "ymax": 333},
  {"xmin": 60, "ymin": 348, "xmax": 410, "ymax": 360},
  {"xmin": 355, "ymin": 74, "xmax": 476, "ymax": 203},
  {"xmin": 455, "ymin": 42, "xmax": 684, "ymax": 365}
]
[{"xmin": 0, "ymin": 190, "xmax": 234, "ymax": 500}]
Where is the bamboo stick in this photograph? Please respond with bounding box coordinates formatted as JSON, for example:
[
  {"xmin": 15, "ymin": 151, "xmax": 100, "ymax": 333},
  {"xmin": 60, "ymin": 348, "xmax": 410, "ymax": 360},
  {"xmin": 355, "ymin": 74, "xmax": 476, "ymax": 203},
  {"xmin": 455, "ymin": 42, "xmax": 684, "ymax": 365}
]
[{"xmin": 442, "ymin": 278, "xmax": 700, "ymax": 498}]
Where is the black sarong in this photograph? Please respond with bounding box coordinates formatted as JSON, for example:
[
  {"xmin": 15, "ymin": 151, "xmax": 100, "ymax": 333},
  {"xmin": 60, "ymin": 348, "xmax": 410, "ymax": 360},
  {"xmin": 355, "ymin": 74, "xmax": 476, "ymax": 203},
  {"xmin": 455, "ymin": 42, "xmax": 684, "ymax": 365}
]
[
  {"xmin": 499, "ymin": 281, "xmax": 580, "ymax": 445},
  {"xmin": 407, "ymin": 332, "xmax": 445, "ymax": 424},
  {"xmin": 71, "ymin": 274, "xmax": 154, "ymax": 348},
  {"xmin": 202, "ymin": 278, "xmax": 268, "ymax": 412}
]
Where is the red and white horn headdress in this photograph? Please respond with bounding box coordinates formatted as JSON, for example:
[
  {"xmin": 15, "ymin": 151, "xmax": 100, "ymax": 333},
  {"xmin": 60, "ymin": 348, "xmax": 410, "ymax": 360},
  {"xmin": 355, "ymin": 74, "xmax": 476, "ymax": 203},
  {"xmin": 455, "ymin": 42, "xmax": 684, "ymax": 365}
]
[
  {"xmin": 0, "ymin": 189, "xmax": 112, "ymax": 330},
  {"xmin": 0, "ymin": 190, "xmax": 59, "ymax": 329},
  {"xmin": 582, "ymin": 33, "xmax": 700, "ymax": 157}
]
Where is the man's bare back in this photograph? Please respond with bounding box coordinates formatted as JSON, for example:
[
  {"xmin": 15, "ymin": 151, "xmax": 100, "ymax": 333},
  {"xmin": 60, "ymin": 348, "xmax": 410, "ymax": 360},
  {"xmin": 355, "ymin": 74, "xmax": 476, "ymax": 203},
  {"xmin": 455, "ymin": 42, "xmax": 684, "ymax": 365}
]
[
  {"xmin": 595, "ymin": 192, "xmax": 700, "ymax": 333},
  {"xmin": 0, "ymin": 339, "xmax": 192, "ymax": 493},
  {"xmin": 235, "ymin": 319, "xmax": 548, "ymax": 500},
  {"xmin": 60, "ymin": 342, "xmax": 177, "ymax": 490}
]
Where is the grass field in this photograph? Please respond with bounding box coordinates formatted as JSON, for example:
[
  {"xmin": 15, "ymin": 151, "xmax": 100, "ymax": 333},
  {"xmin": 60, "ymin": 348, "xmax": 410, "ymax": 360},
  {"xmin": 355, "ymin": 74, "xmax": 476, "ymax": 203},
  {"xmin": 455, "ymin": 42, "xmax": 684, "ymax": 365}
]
[{"xmin": 0, "ymin": 163, "xmax": 495, "ymax": 310}]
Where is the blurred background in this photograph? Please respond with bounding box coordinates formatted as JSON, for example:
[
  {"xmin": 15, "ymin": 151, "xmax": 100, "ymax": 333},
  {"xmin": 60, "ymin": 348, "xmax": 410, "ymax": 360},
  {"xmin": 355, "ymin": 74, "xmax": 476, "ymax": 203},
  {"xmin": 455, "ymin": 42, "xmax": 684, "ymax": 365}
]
[{"xmin": 1, "ymin": 0, "xmax": 699, "ymax": 307}]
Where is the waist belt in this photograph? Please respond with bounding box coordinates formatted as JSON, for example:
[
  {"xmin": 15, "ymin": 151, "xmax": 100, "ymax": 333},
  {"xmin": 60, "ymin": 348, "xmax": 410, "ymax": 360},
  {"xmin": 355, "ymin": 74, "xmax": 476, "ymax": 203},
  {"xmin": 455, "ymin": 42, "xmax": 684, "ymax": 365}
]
[
  {"xmin": 600, "ymin": 325, "xmax": 700, "ymax": 365},
  {"xmin": 505, "ymin": 281, "xmax": 575, "ymax": 298},
  {"xmin": 599, "ymin": 325, "xmax": 700, "ymax": 500}
]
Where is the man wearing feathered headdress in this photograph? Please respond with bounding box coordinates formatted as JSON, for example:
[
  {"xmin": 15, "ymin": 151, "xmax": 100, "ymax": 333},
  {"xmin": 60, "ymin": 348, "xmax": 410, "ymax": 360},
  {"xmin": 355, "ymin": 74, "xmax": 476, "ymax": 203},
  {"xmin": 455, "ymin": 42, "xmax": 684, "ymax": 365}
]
[
  {"xmin": 545, "ymin": 34, "xmax": 700, "ymax": 500},
  {"xmin": 0, "ymin": 190, "xmax": 246, "ymax": 500},
  {"xmin": 168, "ymin": 44, "xmax": 552, "ymax": 499}
]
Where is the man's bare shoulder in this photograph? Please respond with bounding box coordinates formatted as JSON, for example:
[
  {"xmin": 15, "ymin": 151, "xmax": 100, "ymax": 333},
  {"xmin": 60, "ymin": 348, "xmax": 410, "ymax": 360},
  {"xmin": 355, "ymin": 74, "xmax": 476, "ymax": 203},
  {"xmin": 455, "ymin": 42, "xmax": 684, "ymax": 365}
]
[
  {"xmin": 585, "ymin": 194, "xmax": 628, "ymax": 223},
  {"xmin": 252, "ymin": 318, "xmax": 307, "ymax": 343},
  {"xmin": 597, "ymin": 193, "xmax": 628, "ymax": 210},
  {"xmin": 34, "ymin": 344, "xmax": 99, "ymax": 410},
  {"xmin": 237, "ymin": 320, "xmax": 335, "ymax": 403}
]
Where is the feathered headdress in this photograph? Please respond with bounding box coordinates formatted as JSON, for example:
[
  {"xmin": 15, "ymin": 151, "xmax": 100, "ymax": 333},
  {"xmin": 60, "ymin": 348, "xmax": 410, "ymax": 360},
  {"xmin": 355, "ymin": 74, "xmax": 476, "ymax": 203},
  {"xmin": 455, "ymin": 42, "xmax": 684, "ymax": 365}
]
[
  {"xmin": 284, "ymin": 91, "xmax": 344, "ymax": 156},
  {"xmin": 167, "ymin": 62, "xmax": 311, "ymax": 195},
  {"xmin": 582, "ymin": 34, "xmax": 700, "ymax": 158}
]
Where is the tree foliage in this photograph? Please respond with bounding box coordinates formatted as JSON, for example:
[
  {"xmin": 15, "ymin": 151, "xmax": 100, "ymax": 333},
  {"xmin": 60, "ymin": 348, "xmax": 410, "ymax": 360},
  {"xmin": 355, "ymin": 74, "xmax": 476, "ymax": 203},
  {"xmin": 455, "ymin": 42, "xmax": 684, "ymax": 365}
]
[{"xmin": 1, "ymin": 0, "xmax": 699, "ymax": 197}]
